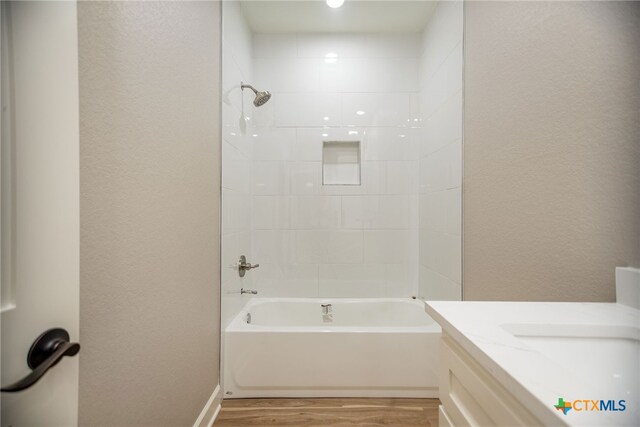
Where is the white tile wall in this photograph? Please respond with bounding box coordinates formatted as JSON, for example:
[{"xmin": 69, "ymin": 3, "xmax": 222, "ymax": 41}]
[
  {"xmin": 253, "ymin": 161, "xmax": 289, "ymax": 195},
  {"xmin": 274, "ymin": 92, "xmax": 343, "ymax": 127},
  {"xmin": 386, "ymin": 161, "xmax": 419, "ymax": 194},
  {"xmin": 363, "ymin": 230, "xmax": 409, "ymax": 264},
  {"xmin": 253, "ymin": 34, "xmax": 298, "ymax": 58},
  {"xmin": 250, "ymin": 31, "xmax": 421, "ymax": 298},
  {"xmin": 251, "ymin": 128, "xmax": 295, "ymax": 161},
  {"xmin": 290, "ymin": 196, "xmax": 342, "ymax": 229},
  {"xmin": 221, "ymin": 3, "xmax": 461, "ymax": 301},
  {"xmin": 364, "ymin": 128, "xmax": 417, "ymax": 161},
  {"xmin": 318, "ymin": 264, "xmax": 388, "ymax": 298},
  {"xmin": 292, "ymin": 129, "xmax": 324, "ymax": 161},
  {"xmin": 290, "ymin": 162, "xmax": 322, "ymax": 195},
  {"xmin": 296, "ymin": 33, "xmax": 420, "ymax": 59},
  {"xmin": 342, "ymin": 93, "xmax": 412, "ymax": 127},
  {"xmin": 221, "ymin": 1, "xmax": 255, "ymax": 333},
  {"xmin": 417, "ymin": 0, "xmax": 463, "ymax": 301},
  {"xmin": 220, "ymin": 1, "xmax": 255, "ymax": 393}
]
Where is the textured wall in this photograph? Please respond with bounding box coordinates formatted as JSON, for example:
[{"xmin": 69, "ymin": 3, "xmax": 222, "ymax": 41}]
[
  {"xmin": 464, "ymin": 1, "xmax": 640, "ymax": 302},
  {"xmin": 78, "ymin": 2, "xmax": 221, "ymax": 425},
  {"xmin": 417, "ymin": 0, "xmax": 463, "ymax": 301}
]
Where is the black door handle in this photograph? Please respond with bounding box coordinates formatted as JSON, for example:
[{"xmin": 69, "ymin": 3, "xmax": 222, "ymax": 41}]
[{"xmin": 1, "ymin": 328, "xmax": 80, "ymax": 392}]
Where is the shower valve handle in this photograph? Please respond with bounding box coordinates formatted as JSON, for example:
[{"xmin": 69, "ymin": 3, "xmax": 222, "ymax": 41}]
[{"xmin": 238, "ymin": 255, "xmax": 259, "ymax": 277}]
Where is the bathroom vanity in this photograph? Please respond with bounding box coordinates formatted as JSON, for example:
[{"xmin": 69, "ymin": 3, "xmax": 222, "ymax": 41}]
[{"xmin": 426, "ymin": 268, "xmax": 640, "ymax": 427}]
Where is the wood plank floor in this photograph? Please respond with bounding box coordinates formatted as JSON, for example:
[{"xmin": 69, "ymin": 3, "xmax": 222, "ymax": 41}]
[{"xmin": 214, "ymin": 398, "xmax": 440, "ymax": 426}]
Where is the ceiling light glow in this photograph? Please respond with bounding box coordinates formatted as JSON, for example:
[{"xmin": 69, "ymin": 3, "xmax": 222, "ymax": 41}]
[
  {"xmin": 324, "ymin": 52, "xmax": 338, "ymax": 64},
  {"xmin": 356, "ymin": 110, "xmax": 365, "ymax": 116},
  {"xmin": 326, "ymin": 0, "xmax": 345, "ymax": 9}
]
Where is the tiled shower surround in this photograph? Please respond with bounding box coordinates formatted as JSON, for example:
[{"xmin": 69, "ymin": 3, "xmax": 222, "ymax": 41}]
[
  {"xmin": 222, "ymin": 1, "xmax": 462, "ymax": 304},
  {"xmin": 418, "ymin": 1, "xmax": 463, "ymax": 300},
  {"xmin": 221, "ymin": 0, "xmax": 254, "ymax": 329},
  {"xmin": 248, "ymin": 32, "xmax": 421, "ymax": 298}
]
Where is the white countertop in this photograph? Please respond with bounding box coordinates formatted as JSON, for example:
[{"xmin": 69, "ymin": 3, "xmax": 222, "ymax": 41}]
[{"xmin": 425, "ymin": 301, "xmax": 639, "ymax": 427}]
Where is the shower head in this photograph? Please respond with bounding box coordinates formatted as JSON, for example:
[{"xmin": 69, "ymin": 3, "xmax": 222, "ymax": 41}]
[{"xmin": 241, "ymin": 82, "xmax": 272, "ymax": 107}]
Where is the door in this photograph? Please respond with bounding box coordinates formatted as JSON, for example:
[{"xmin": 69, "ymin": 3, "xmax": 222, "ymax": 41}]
[{"xmin": 1, "ymin": 1, "xmax": 80, "ymax": 426}]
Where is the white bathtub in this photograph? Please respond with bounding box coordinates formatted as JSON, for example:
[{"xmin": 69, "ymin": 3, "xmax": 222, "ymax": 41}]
[{"xmin": 223, "ymin": 298, "xmax": 441, "ymax": 398}]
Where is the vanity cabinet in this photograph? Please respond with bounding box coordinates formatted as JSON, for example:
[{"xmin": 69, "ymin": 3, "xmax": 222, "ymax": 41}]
[{"xmin": 438, "ymin": 334, "xmax": 544, "ymax": 427}]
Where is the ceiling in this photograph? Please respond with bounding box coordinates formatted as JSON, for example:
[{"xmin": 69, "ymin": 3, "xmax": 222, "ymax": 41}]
[{"xmin": 240, "ymin": 1, "xmax": 438, "ymax": 33}]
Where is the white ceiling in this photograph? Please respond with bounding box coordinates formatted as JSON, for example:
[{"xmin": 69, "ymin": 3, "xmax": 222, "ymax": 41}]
[{"xmin": 240, "ymin": 1, "xmax": 438, "ymax": 33}]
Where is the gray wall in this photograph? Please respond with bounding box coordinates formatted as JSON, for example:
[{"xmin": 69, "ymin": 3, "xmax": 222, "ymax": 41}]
[
  {"xmin": 78, "ymin": 2, "xmax": 221, "ymax": 425},
  {"xmin": 463, "ymin": 1, "xmax": 640, "ymax": 302}
]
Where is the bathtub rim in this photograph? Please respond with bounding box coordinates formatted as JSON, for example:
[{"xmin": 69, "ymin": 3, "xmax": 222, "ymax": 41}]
[{"xmin": 226, "ymin": 297, "xmax": 441, "ymax": 333}]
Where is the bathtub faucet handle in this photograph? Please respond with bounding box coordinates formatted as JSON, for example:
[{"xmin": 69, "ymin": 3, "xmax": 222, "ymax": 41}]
[
  {"xmin": 241, "ymin": 288, "xmax": 258, "ymax": 295},
  {"xmin": 321, "ymin": 303, "xmax": 332, "ymax": 315},
  {"xmin": 238, "ymin": 255, "xmax": 260, "ymax": 277}
]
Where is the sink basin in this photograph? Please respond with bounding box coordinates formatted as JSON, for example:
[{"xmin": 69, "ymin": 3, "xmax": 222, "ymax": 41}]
[{"xmin": 501, "ymin": 323, "xmax": 640, "ymax": 399}]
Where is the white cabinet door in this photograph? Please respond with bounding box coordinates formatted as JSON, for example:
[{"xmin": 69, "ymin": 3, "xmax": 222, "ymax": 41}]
[{"xmin": 1, "ymin": 1, "xmax": 80, "ymax": 426}]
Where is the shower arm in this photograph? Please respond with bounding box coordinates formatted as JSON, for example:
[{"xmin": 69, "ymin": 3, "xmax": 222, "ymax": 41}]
[{"xmin": 240, "ymin": 82, "xmax": 258, "ymax": 95}]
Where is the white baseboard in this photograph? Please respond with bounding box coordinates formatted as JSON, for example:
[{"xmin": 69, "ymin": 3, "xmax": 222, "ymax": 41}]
[{"xmin": 193, "ymin": 384, "xmax": 222, "ymax": 427}]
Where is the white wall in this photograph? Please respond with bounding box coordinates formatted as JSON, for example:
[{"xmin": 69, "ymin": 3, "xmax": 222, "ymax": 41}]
[
  {"xmin": 221, "ymin": 0, "xmax": 255, "ymax": 330},
  {"xmin": 417, "ymin": 0, "xmax": 463, "ymax": 300},
  {"xmin": 249, "ymin": 33, "xmax": 421, "ymax": 298}
]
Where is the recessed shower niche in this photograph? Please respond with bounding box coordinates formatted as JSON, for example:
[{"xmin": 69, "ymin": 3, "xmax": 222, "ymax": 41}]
[{"xmin": 322, "ymin": 141, "xmax": 361, "ymax": 185}]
